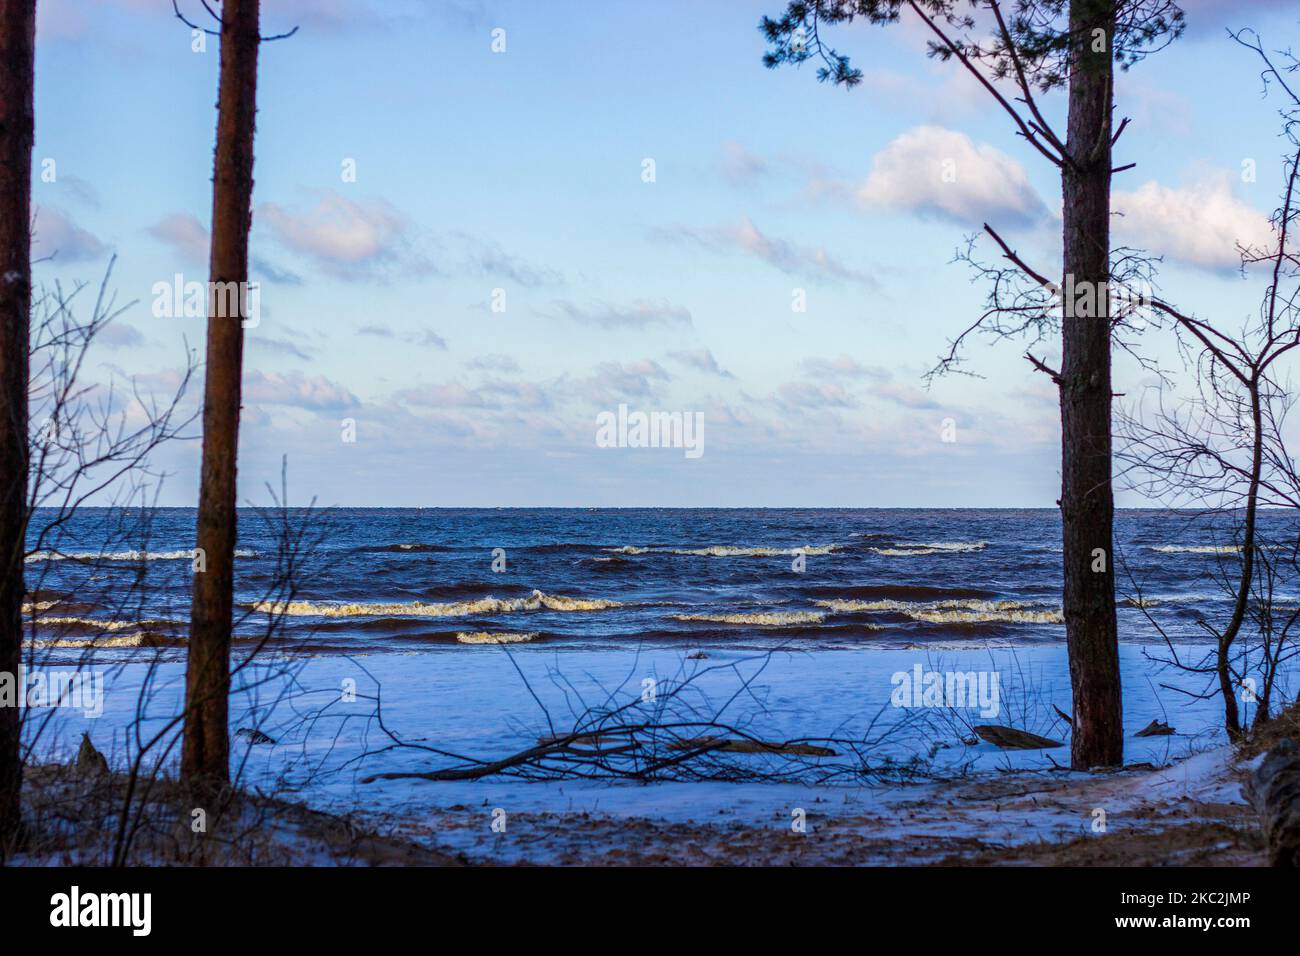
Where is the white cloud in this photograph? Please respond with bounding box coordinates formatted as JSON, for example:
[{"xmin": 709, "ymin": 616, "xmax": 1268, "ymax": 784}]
[
  {"xmin": 259, "ymin": 193, "xmax": 427, "ymax": 280},
  {"xmin": 32, "ymin": 206, "xmax": 108, "ymax": 262},
  {"xmin": 245, "ymin": 370, "xmax": 360, "ymax": 410},
  {"xmin": 1114, "ymin": 174, "xmax": 1272, "ymax": 269},
  {"xmin": 858, "ymin": 125, "xmax": 1048, "ymax": 227},
  {"xmin": 148, "ymin": 213, "xmax": 208, "ymax": 263}
]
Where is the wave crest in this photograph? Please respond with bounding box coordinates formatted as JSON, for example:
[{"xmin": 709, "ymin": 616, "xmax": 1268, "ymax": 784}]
[
  {"xmin": 455, "ymin": 631, "xmax": 538, "ymax": 644},
  {"xmin": 609, "ymin": 544, "xmax": 839, "ymax": 557},
  {"xmin": 1150, "ymin": 545, "xmax": 1240, "ymax": 554},
  {"xmin": 26, "ymin": 548, "xmax": 255, "ymax": 563},
  {"xmin": 247, "ymin": 589, "xmax": 620, "ymax": 618},
  {"xmin": 870, "ymin": 542, "xmax": 987, "ymax": 557},
  {"xmin": 672, "ymin": 610, "xmax": 826, "ymax": 626},
  {"xmin": 816, "ymin": 598, "xmax": 1062, "ymax": 625}
]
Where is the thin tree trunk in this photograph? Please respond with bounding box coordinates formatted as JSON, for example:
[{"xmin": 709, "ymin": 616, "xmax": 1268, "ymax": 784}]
[
  {"xmin": 1060, "ymin": 0, "xmax": 1123, "ymax": 769},
  {"xmin": 0, "ymin": 0, "xmax": 35, "ymax": 849},
  {"xmin": 1216, "ymin": 385, "xmax": 1262, "ymax": 739},
  {"xmin": 182, "ymin": 0, "xmax": 261, "ymax": 790}
]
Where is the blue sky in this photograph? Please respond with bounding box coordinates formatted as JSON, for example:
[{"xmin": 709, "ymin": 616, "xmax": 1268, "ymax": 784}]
[{"xmin": 29, "ymin": 0, "xmax": 1300, "ymax": 507}]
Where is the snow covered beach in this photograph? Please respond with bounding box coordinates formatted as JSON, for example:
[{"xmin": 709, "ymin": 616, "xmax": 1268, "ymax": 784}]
[{"xmin": 15, "ymin": 640, "xmax": 1283, "ymax": 865}]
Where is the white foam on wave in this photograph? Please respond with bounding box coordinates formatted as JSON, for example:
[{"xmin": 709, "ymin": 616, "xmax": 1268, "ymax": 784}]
[
  {"xmin": 608, "ymin": 544, "xmax": 840, "ymax": 557},
  {"xmin": 247, "ymin": 589, "xmax": 620, "ymax": 618},
  {"xmin": 816, "ymin": 597, "xmax": 1062, "ymax": 625},
  {"xmin": 870, "ymin": 541, "xmax": 987, "ymax": 557},
  {"xmin": 26, "ymin": 548, "xmax": 256, "ymax": 563},
  {"xmin": 1150, "ymin": 545, "xmax": 1241, "ymax": 554},
  {"xmin": 33, "ymin": 615, "xmax": 175, "ymax": 632},
  {"xmin": 31, "ymin": 633, "xmax": 163, "ymax": 649},
  {"xmin": 672, "ymin": 610, "xmax": 827, "ymax": 626},
  {"xmin": 455, "ymin": 631, "xmax": 539, "ymax": 644}
]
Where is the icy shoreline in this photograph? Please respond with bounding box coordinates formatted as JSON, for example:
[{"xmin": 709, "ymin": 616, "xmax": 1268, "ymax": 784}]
[{"xmin": 17, "ymin": 642, "xmax": 1285, "ymax": 864}]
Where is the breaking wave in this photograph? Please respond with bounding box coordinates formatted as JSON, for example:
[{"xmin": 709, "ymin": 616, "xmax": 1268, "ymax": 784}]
[
  {"xmin": 26, "ymin": 548, "xmax": 255, "ymax": 563},
  {"xmin": 1150, "ymin": 545, "xmax": 1241, "ymax": 554},
  {"xmin": 246, "ymin": 589, "xmax": 621, "ymax": 618},
  {"xmin": 870, "ymin": 541, "xmax": 987, "ymax": 557},
  {"xmin": 455, "ymin": 631, "xmax": 539, "ymax": 645},
  {"xmin": 608, "ymin": 544, "xmax": 840, "ymax": 557},
  {"xmin": 32, "ymin": 615, "xmax": 178, "ymax": 633},
  {"xmin": 816, "ymin": 598, "xmax": 1062, "ymax": 625},
  {"xmin": 672, "ymin": 610, "xmax": 826, "ymax": 626}
]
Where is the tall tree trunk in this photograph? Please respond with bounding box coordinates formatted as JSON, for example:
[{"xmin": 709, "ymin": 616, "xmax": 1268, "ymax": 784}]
[
  {"xmin": 182, "ymin": 0, "xmax": 260, "ymax": 790},
  {"xmin": 1215, "ymin": 386, "xmax": 1262, "ymax": 740},
  {"xmin": 1060, "ymin": 0, "xmax": 1123, "ymax": 769},
  {"xmin": 0, "ymin": 0, "xmax": 35, "ymax": 850}
]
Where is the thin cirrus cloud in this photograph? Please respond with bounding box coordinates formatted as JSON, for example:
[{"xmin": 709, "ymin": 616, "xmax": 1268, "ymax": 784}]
[
  {"xmin": 653, "ymin": 217, "xmax": 874, "ymax": 286},
  {"xmin": 410, "ymin": 328, "xmax": 448, "ymax": 350},
  {"xmin": 357, "ymin": 324, "xmax": 447, "ymax": 350},
  {"xmin": 869, "ymin": 380, "xmax": 942, "ymax": 411},
  {"xmin": 250, "ymin": 335, "xmax": 315, "ymax": 361},
  {"xmin": 573, "ymin": 359, "xmax": 671, "ymax": 406},
  {"xmin": 800, "ymin": 355, "xmax": 888, "ymax": 381},
  {"xmin": 397, "ymin": 378, "xmax": 552, "ymax": 411},
  {"xmin": 147, "ymin": 213, "xmax": 209, "ymax": 263},
  {"xmin": 32, "ymin": 205, "xmax": 109, "ymax": 263},
  {"xmin": 550, "ymin": 298, "xmax": 692, "ymax": 330},
  {"xmin": 772, "ymin": 364, "xmax": 938, "ymax": 413},
  {"xmin": 771, "ymin": 381, "xmax": 857, "ymax": 412},
  {"xmin": 719, "ymin": 141, "xmax": 769, "ymax": 184},
  {"xmin": 244, "ymin": 370, "xmax": 360, "ymax": 411},
  {"xmin": 462, "ymin": 235, "xmax": 563, "ymax": 288},
  {"xmin": 149, "ymin": 212, "xmax": 301, "ymax": 284},
  {"xmin": 1113, "ymin": 174, "xmax": 1273, "ymax": 270},
  {"xmin": 96, "ymin": 322, "xmax": 145, "ymax": 350},
  {"xmin": 857, "ymin": 125, "xmax": 1049, "ymax": 228},
  {"xmin": 466, "ymin": 353, "xmax": 521, "ymax": 374},
  {"xmin": 666, "ymin": 349, "xmax": 733, "ymax": 378}
]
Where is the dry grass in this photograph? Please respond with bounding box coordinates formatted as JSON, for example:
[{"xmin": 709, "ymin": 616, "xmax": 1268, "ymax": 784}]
[
  {"xmin": 10, "ymin": 761, "xmax": 465, "ymax": 866},
  {"xmin": 1238, "ymin": 700, "xmax": 1300, "ymax": 760}
]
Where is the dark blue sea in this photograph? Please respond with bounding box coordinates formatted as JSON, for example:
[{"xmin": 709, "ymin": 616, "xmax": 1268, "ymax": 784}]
[{"xmin": 24, "ymin": 507, "xmax": 1276, "ymax": 657}]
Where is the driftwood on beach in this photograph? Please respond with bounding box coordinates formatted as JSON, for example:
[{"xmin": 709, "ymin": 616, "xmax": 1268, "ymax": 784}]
[
  {"xmin": 666, "ymin": 736, "xmax": 838, "ymax": 757},
  {"xmin": 972, "ymin": 725, "xmax": 1065, "ymax": 750},
  {"xmin": 359, "ymin": 727, "xmax": 843, "ymax": 784}
]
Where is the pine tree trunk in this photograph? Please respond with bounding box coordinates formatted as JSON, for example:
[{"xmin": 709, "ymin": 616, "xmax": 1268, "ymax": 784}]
[
  {"xmin": 0, "ymin": 0, "xmax": 35, "ymax": 849},
  {"xmin": 181, "ymin": 0, "xmax": 260, "ymax": 790},
  {"xmin": 1061, "ymin": 0, "xmax": 1123, "ymax": 769}
]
